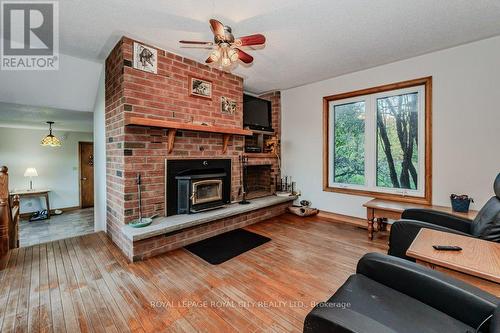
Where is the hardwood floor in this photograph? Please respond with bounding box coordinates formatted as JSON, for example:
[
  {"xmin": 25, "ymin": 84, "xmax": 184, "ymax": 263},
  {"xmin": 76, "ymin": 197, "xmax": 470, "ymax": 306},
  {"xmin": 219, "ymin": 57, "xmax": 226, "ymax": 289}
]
[{"xmin": 0, "ymin": 213, "xmax": 388, "ymax": 333}]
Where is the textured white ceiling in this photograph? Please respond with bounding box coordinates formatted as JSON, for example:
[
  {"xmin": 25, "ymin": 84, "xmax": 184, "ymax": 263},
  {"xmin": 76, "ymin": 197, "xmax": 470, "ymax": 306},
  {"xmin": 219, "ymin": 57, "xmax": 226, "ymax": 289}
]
[
  {"xmin": 0, "ymin": 53, "xmax": 102, "ymax": 112},
  {"xmin": 0, "ymin": 102, "xmax": 93, "ymax": 132},
  {"xmin": 57, "ymin": 0, "xmax": 500, "ymax": 93}
]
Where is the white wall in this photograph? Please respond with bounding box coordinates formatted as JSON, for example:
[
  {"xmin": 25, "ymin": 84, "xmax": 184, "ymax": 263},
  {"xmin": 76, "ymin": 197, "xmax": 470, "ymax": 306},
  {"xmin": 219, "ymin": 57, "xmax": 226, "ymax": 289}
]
[
  {"xmin": 0, "ymin": 127, "xmax": 93, "ymax": 213},
  {"xmin": 282, "ymin": 36, "xmax": 500, "ymax": 218},
  {"xmin": 93, "ymin": 67, "xmax": 106, "ymax": 231}
]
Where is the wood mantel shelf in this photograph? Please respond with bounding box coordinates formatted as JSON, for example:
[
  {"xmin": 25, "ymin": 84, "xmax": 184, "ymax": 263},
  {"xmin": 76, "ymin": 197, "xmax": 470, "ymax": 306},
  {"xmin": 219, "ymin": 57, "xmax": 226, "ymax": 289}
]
[
  {"xmin": 243, "ymin": 153, "xmax": 278, "ymax": 159},
  {"xmin": 125, "ymin": 117, "xmax": 253, "ymax": 154}
]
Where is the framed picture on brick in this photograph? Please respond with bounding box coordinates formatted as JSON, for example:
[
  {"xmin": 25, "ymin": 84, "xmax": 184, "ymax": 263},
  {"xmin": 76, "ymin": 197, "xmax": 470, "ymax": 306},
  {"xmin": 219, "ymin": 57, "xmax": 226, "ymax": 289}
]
[
  {"xmin": 133, "ymin": 42, "xmax": 157, "ymax": 74},
  {"xmin": 221, "ymin": 96, "xmax": 237, "ymax": 114},
  {"xmin": 189, "ymin": 76, "xmax": 212, "ymax": 100}
]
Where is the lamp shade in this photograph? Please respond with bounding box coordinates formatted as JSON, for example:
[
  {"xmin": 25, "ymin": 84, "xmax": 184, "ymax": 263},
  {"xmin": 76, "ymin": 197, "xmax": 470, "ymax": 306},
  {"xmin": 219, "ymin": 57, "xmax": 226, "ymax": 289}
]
[
  {"xmin": 40, "ymin": 135, "xmax": 61, "ymax": 147},
  {"xmin": 24, "ymin": 167, "xmax": 38, "ymax": 177},
  {"xmin": 41, "ymin": 121, "xmax": 62, "ymax": 147}
]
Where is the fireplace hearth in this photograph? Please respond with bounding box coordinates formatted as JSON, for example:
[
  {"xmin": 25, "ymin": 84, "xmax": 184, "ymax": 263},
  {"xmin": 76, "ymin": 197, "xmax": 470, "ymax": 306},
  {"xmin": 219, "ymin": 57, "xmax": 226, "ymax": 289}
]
[{"xmin": 166, "ymin": 159, "xmax": 231, "ymax": 216}]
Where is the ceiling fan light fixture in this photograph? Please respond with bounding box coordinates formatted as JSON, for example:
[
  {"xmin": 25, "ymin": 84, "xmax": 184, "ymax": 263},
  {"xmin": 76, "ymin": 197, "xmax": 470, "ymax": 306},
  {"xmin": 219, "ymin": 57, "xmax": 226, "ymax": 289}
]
[
  {"xmin": 41, "ymin": 121, "xmax": 61, "ymax": 147},
  {"xmin": 180, "ymin": 19, "xmax": 265, "ymax": 71},
  {"xmin": 221, "ymin": 56, "xmax": 231, "ymax": 67},
  {"xmin": 209, "ymin": 49, "xmax": 221, "ymax": 62},
  {"xmin": 228, "ymin": 48, "xmax": 239, "ymax": 62}
]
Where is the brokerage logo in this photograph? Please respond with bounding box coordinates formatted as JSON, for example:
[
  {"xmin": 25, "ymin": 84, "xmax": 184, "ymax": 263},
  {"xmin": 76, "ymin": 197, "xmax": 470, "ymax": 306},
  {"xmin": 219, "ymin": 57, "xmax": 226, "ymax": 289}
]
[{"xmin": 1, "ymin": 1, "xmax": 59, "ymax": 70}]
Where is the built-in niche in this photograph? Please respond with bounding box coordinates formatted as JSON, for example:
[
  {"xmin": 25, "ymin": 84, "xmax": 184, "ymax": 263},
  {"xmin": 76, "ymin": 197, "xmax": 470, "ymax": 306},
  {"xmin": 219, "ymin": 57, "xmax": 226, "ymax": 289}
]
[{"xmin": 245, "ymin": 164, "xmax": 272, "ymax": 199}]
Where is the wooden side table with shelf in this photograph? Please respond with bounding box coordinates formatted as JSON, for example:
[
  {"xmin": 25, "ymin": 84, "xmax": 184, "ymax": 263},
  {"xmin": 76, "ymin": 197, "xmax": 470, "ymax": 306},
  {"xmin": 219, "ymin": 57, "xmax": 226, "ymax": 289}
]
[
  {"xmin": 363, "ymin": 199, "xmax": 478, "ymax": 240},
  {"xmin": 9, "ymin": 189, "xmax": 51, "ymax": 219}
]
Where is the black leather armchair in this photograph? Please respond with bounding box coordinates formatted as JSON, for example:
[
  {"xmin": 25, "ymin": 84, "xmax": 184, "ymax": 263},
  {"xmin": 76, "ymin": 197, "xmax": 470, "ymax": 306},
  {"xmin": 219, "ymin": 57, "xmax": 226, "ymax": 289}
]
[
  {"xmin": 389, "ymin": 173, "xmax": 500, "ymax": 260},
  {"xmin": 304, "ymin": 253, "xmax": 499, "ymax": 333}
]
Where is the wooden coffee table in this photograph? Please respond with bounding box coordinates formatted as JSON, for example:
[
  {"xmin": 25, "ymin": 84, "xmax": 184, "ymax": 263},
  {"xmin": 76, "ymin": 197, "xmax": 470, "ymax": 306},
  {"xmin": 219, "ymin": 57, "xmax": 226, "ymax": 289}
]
[
  {"xmin": 363, "ymin": 199, "xmax": 478, "ymax": 240},
  {"xmin": 407, "ymin": 228, "xmax": 500, "ymax": 296}
]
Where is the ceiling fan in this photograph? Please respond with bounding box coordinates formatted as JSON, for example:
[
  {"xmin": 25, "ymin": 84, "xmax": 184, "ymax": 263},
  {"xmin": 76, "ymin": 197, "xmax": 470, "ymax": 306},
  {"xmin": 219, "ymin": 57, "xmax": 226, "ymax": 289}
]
[{"xmin": 179, "ymin": 19, "xmax": 266, "ymax": 68}]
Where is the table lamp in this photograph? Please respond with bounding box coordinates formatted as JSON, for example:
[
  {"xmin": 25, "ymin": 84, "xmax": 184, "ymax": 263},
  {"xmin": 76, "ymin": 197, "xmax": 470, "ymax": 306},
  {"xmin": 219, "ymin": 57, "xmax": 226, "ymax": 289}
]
[{"xmin": 24, "ymin": 167, "xmax": 38, "ymax": 190}]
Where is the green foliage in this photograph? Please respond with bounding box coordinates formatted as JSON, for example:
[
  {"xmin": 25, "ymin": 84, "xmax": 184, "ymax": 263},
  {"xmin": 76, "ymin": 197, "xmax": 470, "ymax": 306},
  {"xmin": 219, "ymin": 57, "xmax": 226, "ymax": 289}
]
[
  {"xmin": 332, "ymin": 93, "xmax": 420, "ymax": 191},
  {"xmin": 333, "ymin": 102, "xmax": 365, "ymax": 185}
]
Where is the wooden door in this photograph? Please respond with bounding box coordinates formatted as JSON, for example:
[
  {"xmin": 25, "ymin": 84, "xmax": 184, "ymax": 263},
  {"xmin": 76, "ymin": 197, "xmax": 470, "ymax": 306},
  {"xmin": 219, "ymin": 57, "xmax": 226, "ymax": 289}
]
[{"xmin": 79, "ymin": 142, "xmax": 94, "ymax": 208}]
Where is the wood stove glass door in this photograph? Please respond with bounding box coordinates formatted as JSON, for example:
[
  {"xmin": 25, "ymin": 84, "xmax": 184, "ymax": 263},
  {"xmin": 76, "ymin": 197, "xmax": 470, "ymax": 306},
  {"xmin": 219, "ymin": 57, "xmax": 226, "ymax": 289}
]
[{"xmin": 191, "ymin": 179, "xmax": 223, "ymax": 205}]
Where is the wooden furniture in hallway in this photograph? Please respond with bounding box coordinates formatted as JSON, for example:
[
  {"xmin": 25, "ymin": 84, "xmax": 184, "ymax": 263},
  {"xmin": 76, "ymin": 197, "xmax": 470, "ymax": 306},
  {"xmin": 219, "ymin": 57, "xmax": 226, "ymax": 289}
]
[
  {"xmin": 0, "ymin": 166, "xmax": 20, "ymax": 269},
  {"xmin": 9, "ymin": 188, "xmax": 51, "ymax": 219},
  {"xmin": 407, "ymin": 228, "xmax": 500, "ymax": 296},
  {"xmin": 364, "ymin": 199, "xmax": 478, "ymax": 240},
  {"xmin": 0, "ymin": 214, "xmax": 386, "ymax": 332}
]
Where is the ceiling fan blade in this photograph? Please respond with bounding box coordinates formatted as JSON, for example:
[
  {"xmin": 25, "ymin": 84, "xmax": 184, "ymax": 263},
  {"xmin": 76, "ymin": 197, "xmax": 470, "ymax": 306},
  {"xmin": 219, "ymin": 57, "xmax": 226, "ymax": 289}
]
[
  {"xmin": 236, "ymin": 49, "xmax": 253, "ymax": 64},
  {"xmin": 209, "ymin": 19, "xmax": 225, "ymax": 39},
  {"xmin": 234, "ymin": 34, "xmax": 266, "ymax": 47},
  {"xmin": 179, "ymin": 40, "xmax": 213, "ymax": 45}
]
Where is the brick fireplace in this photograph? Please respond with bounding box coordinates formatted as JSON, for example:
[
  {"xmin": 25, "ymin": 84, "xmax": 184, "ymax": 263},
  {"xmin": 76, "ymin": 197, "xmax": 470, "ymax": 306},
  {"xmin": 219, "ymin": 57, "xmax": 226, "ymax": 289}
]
[{"xmin": 104, "ymin": 36, "xmax": 289, "ymax": 261}]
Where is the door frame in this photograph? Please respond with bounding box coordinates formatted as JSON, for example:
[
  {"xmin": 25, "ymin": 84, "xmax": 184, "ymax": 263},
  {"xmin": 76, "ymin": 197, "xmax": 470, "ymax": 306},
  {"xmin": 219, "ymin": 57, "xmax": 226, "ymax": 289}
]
[{"xmin": 78, "ymin": 141, "xmax": 94, "ymax": 208}]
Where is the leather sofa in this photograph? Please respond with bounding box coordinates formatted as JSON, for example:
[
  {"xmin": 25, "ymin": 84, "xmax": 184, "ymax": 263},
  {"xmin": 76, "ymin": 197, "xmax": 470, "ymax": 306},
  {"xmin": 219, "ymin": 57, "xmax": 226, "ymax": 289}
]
[
  {"xmin": 389, "ymin": 173, "xmax": 500, "ymax": 260},
  {"xmin": 303, "ymin": 253, "xmax": 499, "ymax": 333}
]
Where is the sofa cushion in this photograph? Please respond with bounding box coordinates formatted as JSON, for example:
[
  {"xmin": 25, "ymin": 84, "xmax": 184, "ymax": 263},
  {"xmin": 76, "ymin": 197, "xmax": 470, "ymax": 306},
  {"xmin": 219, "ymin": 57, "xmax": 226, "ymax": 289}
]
[
  {"xmin": 304, "ymin": 274, "xmax": 474, "ymax": 333},
  {"xmin": 471, "ymin": 196, "xmax": 500, "ymax": 242},
  {"xmin": 471, "ymin": 173, "xmax": 500, "ymax": 242},
  {"xmin": 494, "ymin": 173, "xmax": 500, "ymax": 199}
]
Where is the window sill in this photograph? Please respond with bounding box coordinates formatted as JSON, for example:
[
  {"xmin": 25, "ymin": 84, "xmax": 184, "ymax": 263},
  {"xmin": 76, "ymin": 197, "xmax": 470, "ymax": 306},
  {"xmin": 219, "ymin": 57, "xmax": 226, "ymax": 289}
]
[{"xmin": 323, "ymin": 186, "xmax": 431, "ymax": 205}]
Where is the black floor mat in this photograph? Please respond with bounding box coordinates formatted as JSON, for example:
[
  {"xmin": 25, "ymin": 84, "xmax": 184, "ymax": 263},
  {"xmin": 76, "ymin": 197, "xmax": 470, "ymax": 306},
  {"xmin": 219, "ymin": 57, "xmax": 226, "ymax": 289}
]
[{"xmin": 185, "ymin": 229, "xmax": 271, "ymax": 265}]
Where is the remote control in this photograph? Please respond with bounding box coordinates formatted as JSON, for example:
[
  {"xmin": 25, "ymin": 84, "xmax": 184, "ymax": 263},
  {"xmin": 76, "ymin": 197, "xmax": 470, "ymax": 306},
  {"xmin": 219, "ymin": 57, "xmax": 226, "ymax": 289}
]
[{"xmin": 432, "ymin": 245, "xmax": 462, "ymax": 251}]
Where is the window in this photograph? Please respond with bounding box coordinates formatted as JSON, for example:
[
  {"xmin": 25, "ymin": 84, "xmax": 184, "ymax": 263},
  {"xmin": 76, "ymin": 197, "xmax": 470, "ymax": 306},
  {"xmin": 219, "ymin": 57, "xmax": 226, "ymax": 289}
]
[
  {"xmin": 333, "ymin": 101, "xmax": 365, "ymax": 185},
  {"xmin": 323, "ymin": 77, "xmax": 432, "ymax": 204}
]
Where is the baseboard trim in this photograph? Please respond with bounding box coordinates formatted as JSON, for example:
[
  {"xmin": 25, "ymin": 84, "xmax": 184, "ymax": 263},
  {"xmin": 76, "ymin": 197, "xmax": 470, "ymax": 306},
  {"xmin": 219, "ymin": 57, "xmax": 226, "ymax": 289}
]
[
  {"xmin": 317, "ymin": 210, "xmax": 367, "ymax": 229},
  {"xmin": 20, "ymin": 205, "xmax": 82, "ymax": 218}
]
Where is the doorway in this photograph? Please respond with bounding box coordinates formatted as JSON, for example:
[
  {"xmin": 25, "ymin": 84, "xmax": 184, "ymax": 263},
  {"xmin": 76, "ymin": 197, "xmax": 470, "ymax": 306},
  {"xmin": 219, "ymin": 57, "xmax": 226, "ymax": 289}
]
[
  {"xmin": 0, "ymin": 115, "xmax": 96, "ymax": 247},
  {"xmin": 79, "ymin": 142, "xmax": 94, "ymax": 208}
]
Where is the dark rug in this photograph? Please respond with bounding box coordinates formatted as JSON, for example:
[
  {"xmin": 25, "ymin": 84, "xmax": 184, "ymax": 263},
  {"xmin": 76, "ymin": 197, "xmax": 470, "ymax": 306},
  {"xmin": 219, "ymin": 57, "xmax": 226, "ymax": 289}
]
[{"xmin": 185, "ymin": 229, "xmax": 271, "ymax": 265}]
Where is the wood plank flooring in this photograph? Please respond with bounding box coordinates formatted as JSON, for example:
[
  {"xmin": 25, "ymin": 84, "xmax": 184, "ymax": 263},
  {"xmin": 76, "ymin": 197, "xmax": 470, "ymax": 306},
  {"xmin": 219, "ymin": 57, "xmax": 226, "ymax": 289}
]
[{"xmin": 0, "ymin": 213, "xmax": 387, "ymax": 333}]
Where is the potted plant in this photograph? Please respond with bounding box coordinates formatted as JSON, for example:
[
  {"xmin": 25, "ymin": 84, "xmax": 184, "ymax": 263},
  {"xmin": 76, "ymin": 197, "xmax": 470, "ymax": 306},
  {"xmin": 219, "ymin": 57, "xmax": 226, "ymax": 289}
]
[{"xmin": 450, "ymin": 194, "xmax": 474, "ymax": 213}]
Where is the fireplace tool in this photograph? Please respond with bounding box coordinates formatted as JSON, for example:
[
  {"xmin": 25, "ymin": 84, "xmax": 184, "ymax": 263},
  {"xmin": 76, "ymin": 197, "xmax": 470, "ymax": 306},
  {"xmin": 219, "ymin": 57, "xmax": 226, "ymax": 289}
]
[
  {"xmin": 239, "ymin": 155, "xmax": 250, "ymax": 205},
  {"xmin": 129, "ymin": 173, "xmax": 155, "ymax": 228},
  {"xmin": 276, "ymin": 175, "xmax": 296, "ymax": 197}
]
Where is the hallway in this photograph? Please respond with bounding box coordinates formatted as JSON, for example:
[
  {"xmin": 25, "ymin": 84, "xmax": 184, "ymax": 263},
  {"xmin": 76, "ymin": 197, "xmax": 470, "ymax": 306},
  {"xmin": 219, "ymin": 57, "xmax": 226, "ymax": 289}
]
[{"xmin": 19, "ymin": 208, "xmax": 94, "ymax": 247}]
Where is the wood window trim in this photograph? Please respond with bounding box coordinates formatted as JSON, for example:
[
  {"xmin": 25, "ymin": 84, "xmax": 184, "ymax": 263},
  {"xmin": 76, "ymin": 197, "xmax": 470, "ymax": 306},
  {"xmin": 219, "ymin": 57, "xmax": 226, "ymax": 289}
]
[{"xmin": 322, "ymin": 76, "xmax": 432, "ymax": 205}]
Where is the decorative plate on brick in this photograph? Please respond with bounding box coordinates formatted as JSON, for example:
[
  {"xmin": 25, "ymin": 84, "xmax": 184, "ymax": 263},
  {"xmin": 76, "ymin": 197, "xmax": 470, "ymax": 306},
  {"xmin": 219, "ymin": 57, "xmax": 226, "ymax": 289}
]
[
  {"xmin": 133, "ymin": 42, "xmax": 157, "ymax": 74},
  {"xmin": 221, "ymin": 96, "xmax": 236, "ymax": 114}
]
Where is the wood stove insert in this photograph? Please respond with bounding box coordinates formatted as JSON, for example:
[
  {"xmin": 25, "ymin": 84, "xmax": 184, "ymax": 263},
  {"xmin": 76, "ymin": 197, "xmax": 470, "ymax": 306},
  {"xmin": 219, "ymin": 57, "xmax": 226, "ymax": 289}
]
[{"xmin": 166, "ymin": 159, "xmax": 231, "ymax": 216}]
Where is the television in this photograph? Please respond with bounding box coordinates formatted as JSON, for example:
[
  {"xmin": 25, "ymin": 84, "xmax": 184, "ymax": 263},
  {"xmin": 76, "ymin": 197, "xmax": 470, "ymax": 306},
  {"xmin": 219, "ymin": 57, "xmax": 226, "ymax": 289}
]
[{"xmin": 243, "ymin": 94, "xmax": 273, "ymax": 132}]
